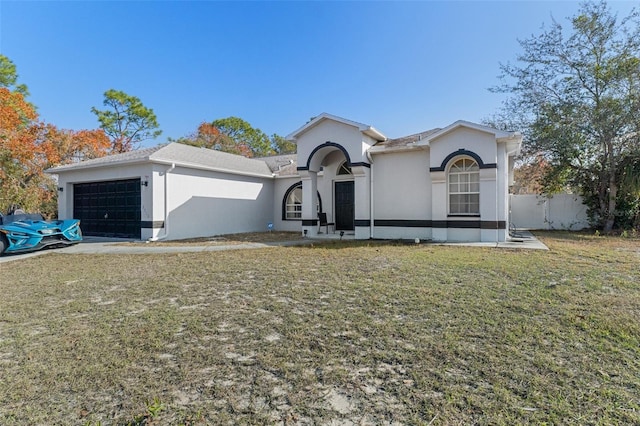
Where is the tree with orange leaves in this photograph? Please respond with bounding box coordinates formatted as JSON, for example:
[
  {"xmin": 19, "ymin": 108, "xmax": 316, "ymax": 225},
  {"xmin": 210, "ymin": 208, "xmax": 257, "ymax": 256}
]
[
  {"xmin": 1, "ymin": 55, "xmax": 111, "ymax": 216},
  {"xmin": 172, "ymin": 118, "xmax": 295, "ymax": 158},
  {"xmin": 173, "ymin": 122, "xmax": 253, "ymax": 157}
]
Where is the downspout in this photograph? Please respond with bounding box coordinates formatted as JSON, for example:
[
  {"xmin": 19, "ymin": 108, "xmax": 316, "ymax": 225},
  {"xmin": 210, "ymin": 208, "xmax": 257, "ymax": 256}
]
[
  {"xmin": 503, "ymin": 142, "xmax": 521, "ymax": 242},
  {"xmin": 496, "ymin": 167, "xmax": 499, "ymax": 244},
  {"xmin": 366, "ymin": 150, "xmax": 374, "ymax": 239},
  {"xmin": 149, "ymin": 163, "xmax": 175, "ymax": 241}
]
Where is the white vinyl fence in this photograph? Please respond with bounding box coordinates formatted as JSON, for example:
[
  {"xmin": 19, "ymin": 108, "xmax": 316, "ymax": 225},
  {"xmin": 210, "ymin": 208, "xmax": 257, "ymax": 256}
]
[{"xmin": 510, "ymin": 194, "xmax": 590, "ymax": 230}]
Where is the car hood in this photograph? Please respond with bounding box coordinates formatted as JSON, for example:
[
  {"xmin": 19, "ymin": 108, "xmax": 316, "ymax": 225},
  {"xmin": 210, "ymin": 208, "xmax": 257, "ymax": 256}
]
[{"xmin": 2, "ymin": 219, "xmax": 77, "ymax": 232}]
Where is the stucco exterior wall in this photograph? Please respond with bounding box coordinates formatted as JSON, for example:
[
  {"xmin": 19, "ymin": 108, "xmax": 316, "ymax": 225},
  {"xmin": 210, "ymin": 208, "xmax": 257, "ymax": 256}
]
[
  {"xmin": 373, "ymin": 150, "xmax": 431, "ymax": 219},
  {"xmin": 371, "ymin": 149, "xmax": 433, "ymax": 240},
  {"xmin": 158, "ymin": 166, "xmax": 274, "ymax": 240}
]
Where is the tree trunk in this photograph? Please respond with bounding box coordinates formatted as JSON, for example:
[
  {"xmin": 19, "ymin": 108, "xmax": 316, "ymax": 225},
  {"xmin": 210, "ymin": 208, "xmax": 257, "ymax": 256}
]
[{"xmin": 603, "ymin": 174, "xmax": 618, "ymax": 233}]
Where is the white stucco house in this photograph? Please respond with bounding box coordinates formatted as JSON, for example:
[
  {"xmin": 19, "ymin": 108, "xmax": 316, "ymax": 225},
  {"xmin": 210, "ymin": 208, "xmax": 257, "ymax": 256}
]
[{"xmin": 48, "ymin": 113, "xmax": 522, "ymax": 242}]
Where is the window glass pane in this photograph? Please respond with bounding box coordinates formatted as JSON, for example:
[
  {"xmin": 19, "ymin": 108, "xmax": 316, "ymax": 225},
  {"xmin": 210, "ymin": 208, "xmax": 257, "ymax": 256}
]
[
  {"xmin": 448, "ymin": 158, "xmax": 480, "ymax": 214},
  {"xmin": 291, "ymin": 188, "xmax": 302, "ymax": 203},
  {"xmin": 284, "ymin": 185, "xmax": 321, "ymax": 219},
  {"xmin": 285, "ymin": 186, "xmax": 302, "ymax": 219},
  {"xmin": 466, "ymin": 161, "xmax": 479, "ymax": 171},
  {"xmin": 337, "ymin": 162, "xmax": 352, "ymax": 175}
]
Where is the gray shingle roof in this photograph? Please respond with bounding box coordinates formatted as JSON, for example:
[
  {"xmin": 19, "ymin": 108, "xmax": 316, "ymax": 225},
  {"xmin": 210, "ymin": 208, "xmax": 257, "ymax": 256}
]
[
  {"xmin": 47, "ymin": 143, "xmax": 275, "ymax": 177},
  {"xmin": 46, "ymin": 145, "xmax": 165, "ymax": 172},
  {"xmin": 377, "ymin": 128, "xmax": 441, "ymax": 148},
  {"xmin": 150, "ymin": 143, "xmax": 274, "ymax": 176},
  {"xmin": 255, "ymin": 154, "xmax": 298, "ymax": 176}
]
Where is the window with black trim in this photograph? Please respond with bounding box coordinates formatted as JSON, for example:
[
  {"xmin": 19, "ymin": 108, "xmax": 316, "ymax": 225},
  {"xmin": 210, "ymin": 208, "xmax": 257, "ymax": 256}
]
[
  {"xmin": 283, "ymin": 182, "xmax": 322, "ymax": 220},
  {"xmin": 285, "ymin": 185, "xmax": 303, "ymax": 219},
  {"xmin": 448, "ymin": 158, "xmax": 480, "ymax": 215}
]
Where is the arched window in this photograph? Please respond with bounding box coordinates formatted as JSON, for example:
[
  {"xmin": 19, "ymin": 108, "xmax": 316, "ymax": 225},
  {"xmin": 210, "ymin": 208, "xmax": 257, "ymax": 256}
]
[
  {"xmin": 448, "ymin": 158, "xmax": 479, "ymax": 215},
  {"xmin": 282, "ymin": 182, "xmax": 322, "ymax": 220},
  {"xmin": 337, "ymin": 161, "xmax": 352, "ymax": 175}
]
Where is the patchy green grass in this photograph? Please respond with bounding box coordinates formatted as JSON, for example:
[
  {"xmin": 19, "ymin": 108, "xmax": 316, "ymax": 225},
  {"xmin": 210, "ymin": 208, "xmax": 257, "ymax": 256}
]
[{"xmin": 0, "ymin": 232, "xmax": 638, "ymax": 424}]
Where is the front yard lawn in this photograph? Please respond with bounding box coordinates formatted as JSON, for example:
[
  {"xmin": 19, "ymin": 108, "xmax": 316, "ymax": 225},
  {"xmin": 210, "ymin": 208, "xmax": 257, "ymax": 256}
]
[{"xmin": 0, "ymin": 232, "xmax": 638, "ymax": 424}]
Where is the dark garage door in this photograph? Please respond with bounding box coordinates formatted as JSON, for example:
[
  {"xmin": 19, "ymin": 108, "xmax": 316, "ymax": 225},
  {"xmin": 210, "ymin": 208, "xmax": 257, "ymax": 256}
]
[{"xmin": 73, "ymin": 179, "xmax": 141, "ymax": 238}]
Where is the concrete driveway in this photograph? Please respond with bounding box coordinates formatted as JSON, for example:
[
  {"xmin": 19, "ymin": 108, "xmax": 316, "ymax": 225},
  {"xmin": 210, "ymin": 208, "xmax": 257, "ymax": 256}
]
[{"xmin": 0, "ymin": 236, "xmax": 315, "ymax": 264}]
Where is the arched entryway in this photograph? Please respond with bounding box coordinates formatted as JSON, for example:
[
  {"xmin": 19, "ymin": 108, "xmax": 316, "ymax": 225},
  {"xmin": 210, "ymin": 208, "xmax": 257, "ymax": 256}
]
[{"xmin": 298, "ymin": 142, "xmax": 364, "ymax": 237}]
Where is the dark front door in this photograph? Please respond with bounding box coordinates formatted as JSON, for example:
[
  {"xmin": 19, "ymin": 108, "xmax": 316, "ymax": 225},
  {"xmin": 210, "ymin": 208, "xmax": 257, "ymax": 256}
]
[
  {"xmin": 335, "ymin": 181, "xmax": 354, "ymax": 231},
  {"xmin": 73, "ymin": 179, "xmax": 141, "ymax": 239}
]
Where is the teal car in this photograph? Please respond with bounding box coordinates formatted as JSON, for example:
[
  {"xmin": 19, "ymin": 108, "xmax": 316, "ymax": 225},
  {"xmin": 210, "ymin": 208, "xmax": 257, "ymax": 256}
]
[{"xmin": 0, "ymin": 211, "xmax": 82, "ymax": 255}]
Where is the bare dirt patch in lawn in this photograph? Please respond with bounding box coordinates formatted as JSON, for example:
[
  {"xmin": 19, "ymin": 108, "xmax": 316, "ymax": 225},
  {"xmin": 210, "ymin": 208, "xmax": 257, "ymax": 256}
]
[{"xmin": 119, "ymin": 231, "xmax": 305, "ymax": 247}]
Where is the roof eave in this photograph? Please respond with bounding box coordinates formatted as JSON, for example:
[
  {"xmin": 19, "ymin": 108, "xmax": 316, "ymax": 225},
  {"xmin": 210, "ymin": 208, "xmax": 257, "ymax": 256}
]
[
  {"xmin": 498, "ymin": 134, "xmax": 523, "ymax": 157},
  {"xmin": 363, "ymin": 126, "xmax": 386, "ymax": 142},
  {"xmin": 426, "ymin": 120, "xmax": 519, "ymax": 143},
  {"xmin": 151, "ymin": 159, "xmax": 275, "ymax": 179},
  {"xmin": 45, "ymin": 157, "xmax": 151, "ymax": 174}
]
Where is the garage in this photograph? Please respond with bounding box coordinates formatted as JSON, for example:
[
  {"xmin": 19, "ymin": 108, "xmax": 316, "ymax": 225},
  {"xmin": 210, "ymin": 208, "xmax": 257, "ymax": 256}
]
[{"xmin": 73, "ymin": 179, "xmax": 141, "ymax": 238}]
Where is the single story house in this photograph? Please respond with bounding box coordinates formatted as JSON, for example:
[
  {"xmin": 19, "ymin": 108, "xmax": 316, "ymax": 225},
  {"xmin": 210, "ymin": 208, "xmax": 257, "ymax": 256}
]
[{"xmin": 47, "ymin": 113, "xmax": 522, "ymax": 242}]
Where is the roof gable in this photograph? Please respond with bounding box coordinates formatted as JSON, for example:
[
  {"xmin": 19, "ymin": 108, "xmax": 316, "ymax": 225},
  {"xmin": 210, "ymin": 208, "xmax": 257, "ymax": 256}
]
[
  {"xmin": 286, "ymin": 112, "xmax": 386, "ymax": 142},
  {"xmin": 423, "ymin": 120, "xmax": 520, "ymax": 144}
]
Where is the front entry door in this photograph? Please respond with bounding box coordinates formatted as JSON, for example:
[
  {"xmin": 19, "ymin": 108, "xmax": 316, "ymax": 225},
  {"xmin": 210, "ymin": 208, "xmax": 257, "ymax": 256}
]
[{"xmin": 335, "ymin": 181, "xmax": 354, "ymax": 231}]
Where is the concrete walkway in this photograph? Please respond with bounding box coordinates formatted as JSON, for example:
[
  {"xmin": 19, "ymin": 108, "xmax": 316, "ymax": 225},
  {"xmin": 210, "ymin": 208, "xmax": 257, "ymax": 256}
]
[
  {"xmin": 311, "ymin": 230, "xmax": 549, "ymax": 250},
  {"xmin": 437, "ymin": 231, "xmax": 549, "ymax": 250},
  {"xmin": 0, "ymin": 231, "xmax": 547, "ymax": 264}
]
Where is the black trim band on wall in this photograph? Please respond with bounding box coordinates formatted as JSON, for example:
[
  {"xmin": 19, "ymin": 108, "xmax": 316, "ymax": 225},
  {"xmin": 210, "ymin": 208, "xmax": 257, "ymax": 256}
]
[
  {"xmin": 480, "ymin": 221, "xmax": 507, "ymax": 229},
  {"xmin": 374, "ymin": 219, "xmax": 506, "ymax": 229},
  {"xmin": 354, "ymin": 219, "xmax": 371, "ymax": 227},
  {"xmin": 350, "ymin": 162, "xmax": 371, "ymax": 169},
  {"xmin": 141, "ymin": 221, "xmax": 165, "ymax": 229},
  {"xmin": 302, "ymin": 219, "xmax": 318, "ymax": 226},
  {"xmin": 429, "ymin": 149, "xmax": 497, "ymax": 172},
  {"xmin": 432, "ymin": 220, "xmax": 506, "ymax": 229}
]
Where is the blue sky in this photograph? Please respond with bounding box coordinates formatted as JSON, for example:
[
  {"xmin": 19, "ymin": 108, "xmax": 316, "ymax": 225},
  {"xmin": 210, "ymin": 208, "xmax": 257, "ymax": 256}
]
[{"xmin": 0, "ymin": 1, "xmax": 636, "ymax": 147}]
